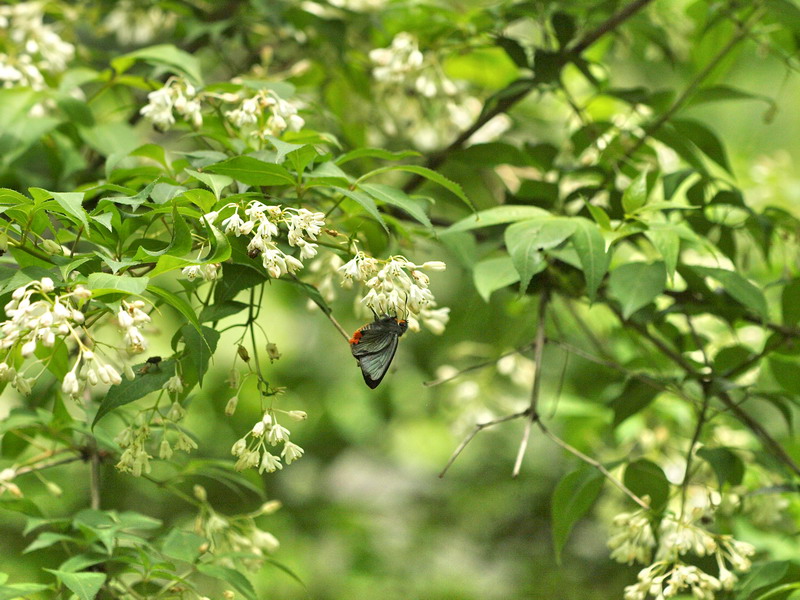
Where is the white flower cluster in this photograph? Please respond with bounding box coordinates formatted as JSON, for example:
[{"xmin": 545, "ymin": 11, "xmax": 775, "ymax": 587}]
[
  {"xmin": 327, "ymin": 0, "xmax": 387, "ymax": 11},
  {"xmin": 338, "ymin": 252, "xmax": 450, "ymax": 334},
  {"xmin": 0, "ymin": 2, "xmax": 75, "ymax": 91},
  {"xmin": 103, "ymin": 0, "xmax": 177, "ymax": 46},
  {"xmin": 0, "ymin": 278, "xmax": 86, "ymax": 395},
  {"xmin": 610, "ymin": 509, "xmax": 756, "ymax": 600},
  {"xmin": 368, "ymin": 32, "xmax": 511, "ymax": 151},
  {"xmin": 231, "ymin": 409, "xmax": 306, "ymax": 474},
  {"xmin": 213, "ymin": 202, "xmax": 325, "ymax": 278},
  {"xmin": 181, "ymin": 263, "xmax": 220, "ymax": 282},
  {"xmin": 224, "ymin": 89, "xmax": 305, "ymax": 138},
  {"xmin": 140, "ymin": 77, "xmax": 203, "ymax": 130},
  {"xmin": 117, "ymin": 300, "xmax": 151, "ymax": 355}
]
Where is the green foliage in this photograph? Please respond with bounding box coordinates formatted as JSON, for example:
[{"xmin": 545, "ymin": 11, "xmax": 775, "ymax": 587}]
[{"xmin": 1, "ymin": 0, "xmax": 800, "ymax": 599}]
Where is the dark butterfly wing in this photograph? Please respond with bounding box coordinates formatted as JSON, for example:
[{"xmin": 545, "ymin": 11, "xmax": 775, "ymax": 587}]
[
  {"xmin": 356, "ymin": 334, "xmax": 399, "ymax": 388},
  {"xmin": 351, "ymin": 324, "xmax": 394, "ymax": 357}
]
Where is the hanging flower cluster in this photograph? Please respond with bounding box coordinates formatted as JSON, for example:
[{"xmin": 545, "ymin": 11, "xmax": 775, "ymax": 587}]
[
  {"xmin": 231, "ymin": 409, "xmax": 306, "ymax": 474},
  {"xmin": 338, "ymin": 252, "xmax": 450, "ymax": 334},
  {"xmin": 103, "ymin": 0, "xmax": 177, "ymax": 46},
  {"xmin": 208, "ymin": 202, "xmax": 325, "ymax": 279},
  {"xmin": 140, "ymin": 77, "xmax": 203, "ymax": 130},
  {"xmin": 367, "ymin": 32, "xmax": 510, "ymax": 150},
  {"xmin": 224, "ymin": 89, "xmax": 305, "ymax": 138},
  {"xmin": 0, "ymin": 2, "xmax": 75, "ymax": 91},
  {"xmin": 608, "ymin": 509, "xmax": 756, "ymax": 600}
]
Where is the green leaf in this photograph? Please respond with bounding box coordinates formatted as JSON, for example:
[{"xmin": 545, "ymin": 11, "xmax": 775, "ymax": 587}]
[
  {"xmin": 86, "ymin": 273, "xmax": 149, "ymax": 298},
  {"xmin": 360, "ymin": 183, "xmax": 432, "ymax": 229},
  {"xmin": 24, "ymin": 532, "xmax": 77, "ymax": 553},
  {"xmin": 696, "ymin": 447, "xmax": 744, "ymax": 488},
  {"xmin": 147, "ymin": 284, "xmax": 203, "ymax": 337},
  {"xmin": 690, "ymin": 266, "xmax": 768, "ymax": 321},
  {"xmin": 199, "ymin": 301, "xmax": 249, "ymax": 322},
  {"xmin": 285, "ymin": 278, "xmax": 332, "ymax": 315},
  {"xmin": 622, "ymin": 171, "xmax": 649, "ymax": 214},
  {"xmin": 609, "ymin": 379, "xmax": 660, "ymax": 427},
  {"xmin": 672, "ymin": 118, "xmax": 731, "ymax": 173},
  {"xmin": 44, "ymin": 570, "xmax": 105, "ymax": 600},
  {"xmin": 504, "ymin": 217, "xmax": 575, "ymax": 292},
  {"xmin": 571, "ymin": 218, "xmax": 608, "ymax": 302},
  {"xmin": 644, "ymin": 227, "xmax": 680, "ymax": 279},
  {"xmin": 782, "ymin": 279, "xmax": 800, "ymax": 325},
  {"xmin": 473, "ymin": 256, "xmax": 520, "ymax": 302},
  {"xmin": 114, "ymin": 44, "xmax": 203, "ymax": 85},
  {"xmin": 0, "ymin": 583, "xmax": 50, "ymax": 599},
  {"xmin": 214, "ymin": 263, "xmax": 266, "ymax": 304},
  {"xmin": 735, "ymin": 561, "xmax": 790, "ymax": 600},
  {"xmin": 196, "ymin": 565, "xmax": 256, "ymax": 600},
  {"xmin": 181, "ymin": 324, "xmax": 220, "ymax": 386},
  {"xmin": 161, "ymin": 529, "xmax": 207, "ymax": 563},
  {"xmin": 49, "ymin": 191, "xmax": 90, "ymax": 229},
  {"xmin": 93, "ymin": 360, "xmax": 176, "ymax": 427},
  {"xmin": 137, "ymin": 204, "xmax": 192, "ymax": 259},
  {"xmin": 358, "ymin": 165, "xmax": 473, "ymax": 210},
  {"xmin": 446, "ymin": 205, "xmax": 549, "ymax": 233},
  {"xmin": 607, "ymin": 262, "xmax": 666, "ymax": 319},
  {"xmin": 551, "ymin": 467, "xmax": 604, "ymax": 564},
  {"xmin": 662, "ymin": 169, "xmax": 695, "ymax": 200},
  {"xmin": 205, "ymin": 157, "xmax": 295, "ymax": 187},
  {"xmin": 335, "ymin": 148, "xmax": 420, "ymax": 165},
  {"xmin": 185, "ymin": 169, "xmax": 233, "ymax": 200},
  {"xmin": 624, "ymin": 459, "xmax": 669, "ymax": 512},
  {"xmin": 334, "ymin": 186, "xmax": 389, "ymax": 232}
]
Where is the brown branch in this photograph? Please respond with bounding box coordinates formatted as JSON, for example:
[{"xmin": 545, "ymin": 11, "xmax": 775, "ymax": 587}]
[{"xmin": 402, "ymin": 0, "xmax": 659, "ymax": 194}]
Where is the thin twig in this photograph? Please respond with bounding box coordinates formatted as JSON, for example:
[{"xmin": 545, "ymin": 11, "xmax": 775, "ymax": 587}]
[
  {"xmin": 423, "ymin": 342, "xmax": 535, "ymax": 387},
  {"xmin": 90, "ymin": 448, "xmax": 101, "ymax": 510},
  {"xmin": 13, "ymin": 454, "xmax": 84, "ymax": 477},
  {"xmin": 570, "ymin": 0, "xmax": 655, "ymax": 54},
  {"xmin": 680, "ymin": 381, "xmax": 711, "ymax": 518},
  {"xmin": 534, "ymin": 418, "xmax": 650, "ymax": 510},
  {"xmin": 438, "ymin": 409, "xmax": 530, "ymax": 478},
  {"xmin": 512, "ymin": 292, "xmax": 549, "ymax": 478}
]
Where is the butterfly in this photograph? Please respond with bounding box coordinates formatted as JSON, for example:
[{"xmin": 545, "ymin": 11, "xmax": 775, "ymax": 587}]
[{"xmin": 349, "ymin": 314, "xmax": 408, "ymax": 388}]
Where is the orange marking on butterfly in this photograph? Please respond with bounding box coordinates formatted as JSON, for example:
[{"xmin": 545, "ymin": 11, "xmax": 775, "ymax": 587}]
[{"xmin": 349, "ymin": 330, "xmax": 363, "ymax": 345}]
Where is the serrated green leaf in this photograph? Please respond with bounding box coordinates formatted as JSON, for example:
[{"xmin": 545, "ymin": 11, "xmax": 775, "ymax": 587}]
[
  {"xmin": 624, "ymin": 459, "xmax": 669, "ymax": 511},
  {"xmin": 335, "ymin": 147, "xmax": 420, "ymax": 165},
  {"xmin": 185, "ymin": 169, "xmax": 233, "ymax": 200},
  {"xmin": 644, "ymin": 227, "xmax": 680, "ymax": 279},
  {"xmin": 690, "ymin": 266, "xmax": 768, "ymax": 320},
  {"xmin": 551, "ymin": 467, "xmax": 604, "ymax": 564},
  {"xmin": 571, "ymin": 218, "xmax": 608, "ymax": 302},
  {"xmin": 358, "ymin": 165, "xmax": 473, "ymax": 210},
  {"xmin": 622, "ymin": 171, "xmax": 648, "ymax": 214},
  {"xmin": 44, "ymin": 570, "xmax": 105, "ymax": 600},
  {"xmin": 49, "ymin": 191, "xmax": 89, "ymax": 229},
  {"xmin": 205, "ymin": 157, "xmax": 295, "ymax": 187},
  {"xmin": 181, "ymin": 324, "xmax": 220, "ymax": 386},
  {"xmin": 161, "ymin": 529, "xmax": 207, "ymax": 563},
  {"xmin": 446, "ymin": 205, "xmax": 549, "ymax": 233},
  {"xmin": 86, "ymin": 273, "xmax": 149, "ymax": 298},
  {"xmin": 360, "ymin": 183, "xmax": 432, "ymax": 229},
  {"xmin": 696, "ymin": 447, "xmax": 744, "ymax": 488},
  {"xmin": 93, "ymin": 360, "xmax": 176, "ymax": 427},
  {"xmin": 334, "ymin": 186, "xmax": 388, "ymax": 232},
  {"xmin": 608, "ymin": 262, "xmax": 666, "ymax": 318},
  {"xmin": 473, "ymin": 256, "xmax": 520, "ymax": 302},
  {"xmin": 505, "ymin": 217, "xmax": 575, "ymax": 292},
  {"xmin": 148, "ymin": 284, "xmax": 203, "ymax": 337}
]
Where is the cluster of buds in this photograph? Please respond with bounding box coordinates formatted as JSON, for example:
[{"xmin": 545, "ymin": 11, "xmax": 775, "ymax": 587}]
[
  {"xmin": 224, "ymin": 89, "xmax": 305, "ymax": 138},
  {"xmin": 231, "ymin": 409, "xmax": 306, "ymax": 474},
  {"xmin": 140, "ymin": 76, "xmax": 203, "ymax": 130},
  {"xmin": 212, "ymin": 202, "xmax": 325, "ymax": 279},
  {"xmin": 194, "ymin": 487, "xmax": 282, "ymax": 569},
  {"xmin": 338, "ymin": 253, "xmax": 450, "ymax": 334},
  {"xmin": 610, "ymin": 509, "xmax": 756, "ymax": 600}
]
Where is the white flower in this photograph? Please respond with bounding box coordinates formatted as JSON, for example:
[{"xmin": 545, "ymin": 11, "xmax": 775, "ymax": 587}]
[
  {"xmin": 281, "ymin": 441, "xmax": 304, "ymax": 464},
  {"xmin": 140, "ymin": 86, "xmax": 176, "ymax": 129},
  {"xmin": 267, "ymin": 423, "xmax": 290, "ymax": 445},
  {"xmin": 259, "ymin": 452, "xmax": 283, "ymax": 473}
]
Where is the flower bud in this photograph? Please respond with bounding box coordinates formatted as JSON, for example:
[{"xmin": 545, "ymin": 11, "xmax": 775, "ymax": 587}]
[
  {"xmin": 421, "ymin": 260, "xmax": 446, "ymax": 271},
  {"xmin": 287, "ymin": 410, "xmax": 307, "ymax": 421},
  {"xmin": 193, "ymin": 484, "xmax": 207, "ymax": 502},
  {"xmin": 225, "ymin": 396, "xmax": 239, "ymax": 416},
  {"xmin": 42, "ymin": 239, "xmax": 62, "ymax": 255}
]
